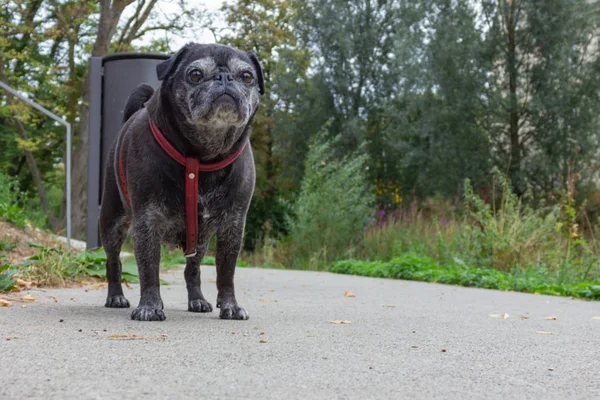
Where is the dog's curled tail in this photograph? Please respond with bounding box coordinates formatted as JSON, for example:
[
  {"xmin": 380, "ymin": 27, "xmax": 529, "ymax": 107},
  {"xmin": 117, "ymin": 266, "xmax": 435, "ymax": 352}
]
[{"xmin": 122, "ymin": 83, "xmax": 155, "ymax": 123}]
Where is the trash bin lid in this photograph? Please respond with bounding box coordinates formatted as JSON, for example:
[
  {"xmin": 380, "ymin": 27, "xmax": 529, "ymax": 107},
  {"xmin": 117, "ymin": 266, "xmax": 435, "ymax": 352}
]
[{"xmin": 102, "ymin": 52, "xmax": 170, "ymax": 65}]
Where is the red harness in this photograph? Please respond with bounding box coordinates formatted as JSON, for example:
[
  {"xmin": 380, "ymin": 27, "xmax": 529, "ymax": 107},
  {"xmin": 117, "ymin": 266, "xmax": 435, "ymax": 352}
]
[{"xmin": 118, "ymin": 120, "xmax": 247, "ymax": 257}]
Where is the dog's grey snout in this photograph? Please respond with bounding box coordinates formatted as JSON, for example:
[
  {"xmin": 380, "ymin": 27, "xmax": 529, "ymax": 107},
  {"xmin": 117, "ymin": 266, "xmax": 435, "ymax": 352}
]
[{"xmin": 214, "ymin": 72, "xmax": 233, "ymax": 82}]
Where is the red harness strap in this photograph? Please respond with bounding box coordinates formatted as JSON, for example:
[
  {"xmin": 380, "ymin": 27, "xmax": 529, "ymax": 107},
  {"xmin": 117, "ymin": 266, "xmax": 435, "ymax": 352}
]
[{"xmin": 118, "ymin": 119, "xmax": 247, "ymax": 258}]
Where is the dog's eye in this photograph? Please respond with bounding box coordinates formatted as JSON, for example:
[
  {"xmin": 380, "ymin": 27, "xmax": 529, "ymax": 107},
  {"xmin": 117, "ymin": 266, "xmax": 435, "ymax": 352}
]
[
  {"xmin": 188, "ymin": 69, "xmax": 203, "ymax": 83},
  {"xmin": 241, "ymin": 71, "xmax": 254, "ymax": 84}
]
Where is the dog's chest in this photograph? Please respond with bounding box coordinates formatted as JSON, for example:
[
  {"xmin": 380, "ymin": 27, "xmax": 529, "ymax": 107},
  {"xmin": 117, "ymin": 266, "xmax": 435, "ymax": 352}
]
[{"xmin": 150, "ymin": 186, "xmax": 228, "ymax": 245}]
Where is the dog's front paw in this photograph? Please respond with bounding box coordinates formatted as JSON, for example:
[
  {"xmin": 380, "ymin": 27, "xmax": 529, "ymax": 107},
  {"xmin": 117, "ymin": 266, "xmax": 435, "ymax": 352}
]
[
  {"xmin": 188, "ymin": 298, "xmax": 213, "ymax": 313},
  {"xmin": 219, "ymin": 304, "xmax": 249, "ymax": 320},
  {"xmin": 131, "ymin": 306, "xmax": 166, "ymax": 321},
  {"xmin": 105, "ymin": 295, "xmax": 130, "ymax": 308}
]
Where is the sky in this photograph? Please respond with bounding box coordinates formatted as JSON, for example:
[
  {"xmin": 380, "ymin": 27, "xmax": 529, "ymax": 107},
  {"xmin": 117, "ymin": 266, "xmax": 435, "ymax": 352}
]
[{"xmin": 140, "ymin": 0, "xmax": 230, "ymax": 49}]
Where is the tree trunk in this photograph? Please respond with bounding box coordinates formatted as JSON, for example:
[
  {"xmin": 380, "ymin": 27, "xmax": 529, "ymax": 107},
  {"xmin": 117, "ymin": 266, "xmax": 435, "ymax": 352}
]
[
  {"xmin": 69, "ymin": 0, "xmax": 134, "ymax": 239},
  {"xmin": 505, "ymin": 0, "xmax": 521, "ymax": 193}
]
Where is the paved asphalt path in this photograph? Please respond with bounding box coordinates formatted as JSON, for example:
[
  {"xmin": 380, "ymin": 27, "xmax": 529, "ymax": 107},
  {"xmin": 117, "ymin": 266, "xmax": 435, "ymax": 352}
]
[{"xmin": 1, "ymin": 266, "xmax": 599, "ymax": 399}]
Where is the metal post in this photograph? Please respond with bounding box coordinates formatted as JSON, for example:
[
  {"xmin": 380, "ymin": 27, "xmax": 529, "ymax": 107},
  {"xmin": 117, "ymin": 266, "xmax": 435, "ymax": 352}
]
[
  {"xmin": 66, "ymin": 124, "xmax": 71, "ymax": 250},
  {"xmin": 0, "ymin": 81, "xmax": 72, "ymax": 251}
]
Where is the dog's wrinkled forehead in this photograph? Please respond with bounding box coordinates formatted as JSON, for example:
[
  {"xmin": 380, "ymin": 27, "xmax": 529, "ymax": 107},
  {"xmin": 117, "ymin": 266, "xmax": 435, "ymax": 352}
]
[
  {"xmin": 184, "ymin": 55, "xmax": 253, "ymax": 75},
  {"xmin": 158, "ymin": 44, "xmax": 251, "ymax": 79}
]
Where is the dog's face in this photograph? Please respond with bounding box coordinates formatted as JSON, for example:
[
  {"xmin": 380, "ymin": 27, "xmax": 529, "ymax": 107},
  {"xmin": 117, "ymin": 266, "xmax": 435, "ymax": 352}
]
[{"xmin": 156, "ymin": 43, "xmax": 264, "ymax": 147}]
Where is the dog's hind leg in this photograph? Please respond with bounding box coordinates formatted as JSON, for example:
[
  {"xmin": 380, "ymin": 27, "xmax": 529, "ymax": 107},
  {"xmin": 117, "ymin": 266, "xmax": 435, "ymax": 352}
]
[
  {"xmin": 100, "ymin": 162, "xmax": 131, "ymax": 309},
  {"xmin": 185, "ymin": 236, "xmax": 213, "ymax": 313}
]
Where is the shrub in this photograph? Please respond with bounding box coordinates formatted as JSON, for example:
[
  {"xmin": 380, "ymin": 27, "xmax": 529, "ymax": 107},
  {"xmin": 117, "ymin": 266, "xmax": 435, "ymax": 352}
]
[
  {"xmin": 460, "ymin": 169, "xmax": 560, "ymax": 271},
  {"xmin": 0, "ymin": 263, "xmax": 17, "ymax": 292},
  {"xmin": 330, "ymin": 253, "xmax": 600, "ymax": 300},
  {"xmin": 287, "ymin": 129, "xmax": 374, "ymax": 269},
  {"xmin": 0, "ymin": 173, "xmax": 28, "ymax": 228},
  {"xmin": 356, "ymin": 168, "xmax": 600, "ymax": 283}
]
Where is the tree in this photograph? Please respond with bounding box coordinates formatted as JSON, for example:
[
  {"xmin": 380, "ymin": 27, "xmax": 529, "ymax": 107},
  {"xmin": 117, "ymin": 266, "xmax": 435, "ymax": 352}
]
[
  {"xmin": 383, "ymin": 0, "xmax": 491, "ymax": 199},
  {"xmin": 481, "ymin": 0, "xmax": 600, "ymax": 196}
]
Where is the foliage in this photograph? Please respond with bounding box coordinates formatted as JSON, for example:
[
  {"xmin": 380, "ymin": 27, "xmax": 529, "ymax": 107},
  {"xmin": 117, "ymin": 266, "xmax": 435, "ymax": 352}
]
[
  {"xmin": 460, "ymin": 170, "xmax": 560, "ymax": 271},
  {"xmin": 330, "ymin": 253, "xmax": 600, "ymax": 300},
  {"xmin": 0, "ymin": 242, "xmax": 227, "ymax": 292},
  {"xmin": 287, "ymin": 128, "xmax": 374, "ymax": 269},
  {"xmin": 0, "ymin": 173, "xmax": 28, "ymax": 228},
  {"xmin": 159, "ymin": 250, "xmax": 217, "ymax": 268},
  {"xmin": 19, "ymin": 244, "xmax": 90, "ymax": 286},
  {"xmin": 480, "ymin": 0, "xmax": 600, "ymax": 195},
  {"xmin": 355, "ymin": 170, "xmax": 600, "ymax": 283},
  {"xmin": 0, "ymin": 263, "xmax": 17, "ymax": 292},
  {"xmin": 80, "ymin": 251, "xmax": 139, "ymax": 284}
]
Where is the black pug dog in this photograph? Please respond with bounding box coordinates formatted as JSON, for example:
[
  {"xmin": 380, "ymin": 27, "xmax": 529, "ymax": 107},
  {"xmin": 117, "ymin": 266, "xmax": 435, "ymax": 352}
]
[{"xmin": 99, "ymin": 43, "xmax": 264, "ymax": 321}]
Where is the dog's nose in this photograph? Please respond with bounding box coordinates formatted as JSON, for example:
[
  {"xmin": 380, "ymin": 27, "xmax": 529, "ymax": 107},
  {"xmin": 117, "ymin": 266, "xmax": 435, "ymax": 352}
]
[{"xmin": 214, "ymin": 72, "xmax": 233, "ymax": 82}]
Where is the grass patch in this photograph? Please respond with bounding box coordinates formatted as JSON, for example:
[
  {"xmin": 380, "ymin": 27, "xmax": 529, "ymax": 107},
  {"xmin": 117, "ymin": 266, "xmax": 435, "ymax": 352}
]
[
  {"xmin": 0, "ymin": 242, "xmax": 228, "ymax": 292},
  {"xmin": 0, "ymin": 264, "xmax": 18, "ymax": 291},
  {"xmin": 330, "ymin": 253, "xmax": 600, "ymax": 300},
  {"xmin": 159, "ymin": 247, "xmax": 217, "ymax": 268},
  {"xmin": 0, "ymin": 238, "xmax": 16, "ymax": 252},
  {"xmin": 16, "ymin": 245, "xmax": 139, "ymax": 286}
]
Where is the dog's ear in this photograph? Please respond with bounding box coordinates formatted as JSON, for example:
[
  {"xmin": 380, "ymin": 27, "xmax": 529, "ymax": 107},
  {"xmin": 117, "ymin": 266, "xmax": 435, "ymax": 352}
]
[
  {"xmin": 157, "ymin": 43, "xmax": 193, "ymax": 81},
  {"xmin": 247, "ymin": 52, "xmax": 265, "ymax": 96}
]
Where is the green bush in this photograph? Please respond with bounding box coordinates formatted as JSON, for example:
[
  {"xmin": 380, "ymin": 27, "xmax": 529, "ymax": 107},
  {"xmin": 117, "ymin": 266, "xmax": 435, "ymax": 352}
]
[
  {"xmin": 460, "ymin": 169, "xmax": 560, "ymax": 271},
  {"xmin": 355, "ymin": 169, "xmax": 600, "ymax": 283},
  {"xmin": 288, "ymin": 128, "xmax": 374, "ymax": 269},
  {"xmin": 0, "ymin": 173, "xmax": 28, "ymax": 228},
  {"xmin": 330, "ymin": 253, "xmax": 600, "ymax": 300},
  {"xmin": 0, "ymin": 263, "xmax": 17, "ymax": 292}
]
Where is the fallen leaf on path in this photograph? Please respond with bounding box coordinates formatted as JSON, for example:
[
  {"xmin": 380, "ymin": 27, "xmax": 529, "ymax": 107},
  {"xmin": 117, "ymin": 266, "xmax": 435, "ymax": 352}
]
[
  {"xmin": 15, "ymin": 279, "xmax": 33, "ymax": 288},
  {"xmin": 90, "ymin": 283, "xmax": 107, "ymax": 290},
  {"xmin": 306, "ymin": 334, "xmax": 313, "ymax": 337},
  {"xmin": 124, "ymin": 281, "xmax": 131, "ymax": 289},
  {"xmin": 19, "ymin": 295, "xmax": 35, "ymax": 302},
  {"xmin": 70, "ymin": 298, "xmax": 76, "ymax": 302},
  {"xmin": 520, "ymin": 315, "xmax": 529, "ymax": 320},
  {"xmin": 50, "ymin": 296, "xmax": 58, "ymax": 303},
  {"xmin": 344, "ymin": 290, "xmax": 355, "ymax": 298},
  {"xmin": 259, "ymin": 332, "xmax": 265, "ymax": 335},
  {"xmin": 489, "ymin": 313, "xmax": 509, "ymax": 319},
  {"xmin": 329, "ymin": 320, "xmax": 352, "ymax": 324},
  {"xmin": 0, "ymin": 299, "xmax": 12, "ymax": 307},
  {"xmin": 6, "ymin": 336, "xmax": 11, "ymax": 341},
  {"xmin": 109, "ymin": 334, "xmax": 144, "ymax": 340},
  {"xmin": 207, "ymin": 279, "xmax": 216, "ymax": 283},
  {"xmin": 259, "ymin": 339, "xmax": 268, "ymax": 343},
  {"xmin": 536, "ymin": 331, "xmax": 555, "ymax": 335},
  {"xmin": 548, "ymin": 368, "xmax": 554, "ymax": 371},
  {"xmin": 544, "ymin": 316, "xmax": 557, "ymax": 320},
  {"xmin": 258, "ymin": 298, "xmax": 271, "ymax": 303},
  {"xmin": 591, "ymin": 316, "xmax": 600, "ymax": 320}
]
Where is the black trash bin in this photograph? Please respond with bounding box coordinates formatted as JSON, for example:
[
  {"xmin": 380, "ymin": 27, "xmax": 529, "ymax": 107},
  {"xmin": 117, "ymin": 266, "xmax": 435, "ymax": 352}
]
[{"xmin": 86, "ymin": 53, "xmax": 169, "ymax": 249}]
